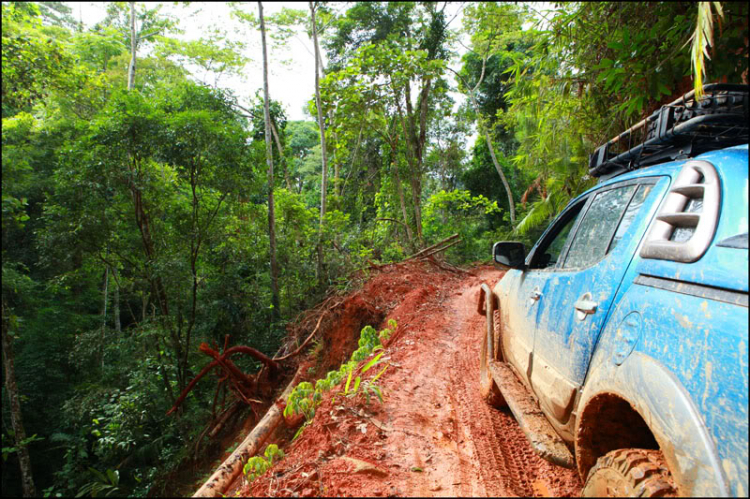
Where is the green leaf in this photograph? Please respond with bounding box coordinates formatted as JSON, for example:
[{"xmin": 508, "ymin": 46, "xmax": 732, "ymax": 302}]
[
  {"xmin": 344, "ymin": 367, "xmax": 354, "ymax": 395},
  {"xmin": 372, "ymin": 364, "xmax": 389, "ymax": 383},
  {"xmin": 87, "ymin": 467, "xmax": 108, "ymax": 484},
  {"xmin": 361, "ymin": 352, "xmax": 384, "ymax": 373},
  {"xmin": 371, "ymin": 385, "xmax": 383, "ymax": 403}
]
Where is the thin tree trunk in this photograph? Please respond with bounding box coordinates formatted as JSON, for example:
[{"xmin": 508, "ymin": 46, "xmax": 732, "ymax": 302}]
[
  {"xmin": 394, "ymin": 99, "xmax": 424, "ymax": 244},
  {"xmin": 1, "ymin": 303, "xmax": 37, "ymax": 497},
  {"xmin": 386, "ymin": 131, "xmax": 414, "ymax": 247},
  {"xmin": 332, "ymin": 129, "xmax": 340, "ymax": 196},
  {"xmin": 270, "ymin": 121, "xmax": 293, "ymax": 191},
  {"xmin": 447, "ymin": 65, "xmax": 516, "ymax": 224},
  {"xmin": 258, "ymin": 2, "xmax": 280, "ymax": 320},
  {"xmin": 127, "ymin": 1, "xmax": 136, "ymax": 91},
  {"xmin": 340, "ymin": 125, "xmax": 363, "ymax": 197},
  {"xmin": 392, "ymin": 161, "xmax": 415, "ymax": 247},
  {"xmin": 100, "ymin": 261, "xmax": 109, "ymax": 369},
  {"xmin": 475, "ymin": 102, "xmax": 515, "ymax": 223},
  {"xmin": 113, "ymin": 267, "xmax": 121, "ymax": 334},
  {"xmin": 310, "ymin": 1, "xmax": 329, "ymax": 288}
]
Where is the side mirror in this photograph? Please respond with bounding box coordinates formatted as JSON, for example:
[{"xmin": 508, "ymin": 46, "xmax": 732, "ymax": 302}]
[{"xmin": 493, "ymin": 242, "xmax": 526, "ymax": 269}]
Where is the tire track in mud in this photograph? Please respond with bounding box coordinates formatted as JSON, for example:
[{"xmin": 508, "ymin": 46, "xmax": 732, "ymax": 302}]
[{"xmin": 446, "ymin": 272, "xmax": 581, "ymax": 497}]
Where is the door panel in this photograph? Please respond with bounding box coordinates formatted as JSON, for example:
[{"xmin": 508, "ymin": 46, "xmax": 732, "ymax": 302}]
[
  {"xmin": 531, "ymin": 180, "xmax": 666, "ymax": 424},
  {"xmin": 501, "ymin": 272, "xmax": 546, "ymax": 385},
  {"xmin": 500, "ymin": 200, "xmax": 589, "ymax": 387}
]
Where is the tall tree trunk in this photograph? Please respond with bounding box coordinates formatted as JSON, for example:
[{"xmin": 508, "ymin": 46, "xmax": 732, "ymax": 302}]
[
  {"xmin": 127, "ymin": 1, "xmax": 136, "ymax": 91},
  {"xmin": 392, "ymin": 160, "xmax": 414, "ymax": 248},
  {"xmin": 310, "ymin": 1, "xmax": 329, "ymax": 288},
  {"xmin": 332, "ymin": 129, "xmax": 340, "ymax": 196},
  {"xmin": 448, "ymin": 64, "xmax": 516, "ymax": 224},
  {"xmin": 482, "ymin": 114, "xmax": 516, "ymax": 225},
  {"xmin": 258, "ymin": 2, "xmax": 280, "ymax": 320},
  {"xmin": 100, "ymin": 261, "xmax": 109, "ymax": 369},
  {"xmin": 1, "ymin": 304, "xmax": 37, "ymax": 497},
  {"xmin": 473, "ymin": 99, "xmax": 515, "ymax": 223},
  {"xmin": 113, "ymin": 267, "xmax": 121, "ymax": 334},
  {"xmin": 384, "ymin": 128, "xmax": 415, "ymax": 248},
  {"xmin": 394, "ymin": 98, "xmax": 424, "ymax": 244}
]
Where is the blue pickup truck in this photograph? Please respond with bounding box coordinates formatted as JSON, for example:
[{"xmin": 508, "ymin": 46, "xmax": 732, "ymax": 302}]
[{"xmin": 479, "ymin": 85, "xmax": 748, "ymax": 497}]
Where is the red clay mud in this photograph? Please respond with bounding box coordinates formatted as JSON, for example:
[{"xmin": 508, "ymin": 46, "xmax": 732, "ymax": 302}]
[{"xmin": 228, "ymin": 261, "xmax": 581, "ymax": 497}]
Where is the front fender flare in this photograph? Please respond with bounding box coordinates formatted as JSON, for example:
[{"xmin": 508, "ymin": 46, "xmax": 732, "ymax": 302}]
[{"xmin": 576, "ymin": 351, "xmax": 730, "ymax": 497}]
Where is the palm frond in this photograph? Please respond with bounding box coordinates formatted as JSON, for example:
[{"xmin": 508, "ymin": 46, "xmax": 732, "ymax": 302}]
[{"xmin": 688, "ymin": 2, "xmax": 724, "ymax": 99}]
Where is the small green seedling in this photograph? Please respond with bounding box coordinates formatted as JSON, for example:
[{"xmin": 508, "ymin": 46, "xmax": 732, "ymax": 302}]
[
  {"xmin": 283, "ymin": 320, "xmax": 397, "ymax": 432},
  {"xmin": 242, "ymin": 444, "xmax": 285, "ymax": 483}
]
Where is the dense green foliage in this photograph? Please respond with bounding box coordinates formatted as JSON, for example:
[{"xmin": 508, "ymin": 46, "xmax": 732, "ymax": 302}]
[{"xmin": 2, "ymin": 1, "xmax": 746, "ymax": 497}]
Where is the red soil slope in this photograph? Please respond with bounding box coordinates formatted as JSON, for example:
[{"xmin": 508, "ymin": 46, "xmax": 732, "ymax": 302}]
[{"xmin": 226, "ymin": 261, "xmax": 581, "ymax": 497}]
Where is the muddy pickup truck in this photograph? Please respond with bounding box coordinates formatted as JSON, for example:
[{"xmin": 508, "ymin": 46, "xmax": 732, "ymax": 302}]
[{"xmin": 478, "ymin": 84, "xmax": 748, "ymax": 497}]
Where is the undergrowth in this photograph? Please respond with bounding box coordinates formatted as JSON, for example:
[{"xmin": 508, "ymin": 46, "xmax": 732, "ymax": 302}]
[
  {"xmin": 242, "ymin": 444, "xmax": 285, "ymax": 484},
  {"xmin": 283, "ymin": 320, "xmax": 396, "ymax": 439},
  {"xmin": 239, "ymin": 320, "xmax": 397, "ymax": 487}
]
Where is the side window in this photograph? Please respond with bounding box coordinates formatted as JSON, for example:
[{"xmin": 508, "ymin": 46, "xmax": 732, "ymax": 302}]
[
  {"xmin": 563, "ymin": 185, "xmax": 636, "ymax": 269},
  {"xmin": 608, "ymin": 184, "xmax": 654, "ymax": 252},
  {"xmin": 529, "ymin": 202, "xmax": 586, "ymax": 270}
]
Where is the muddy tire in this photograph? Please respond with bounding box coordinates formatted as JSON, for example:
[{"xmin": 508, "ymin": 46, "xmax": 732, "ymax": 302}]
[
  {"xmin": 479, "ymin": 301, "xmax": 506, "ymax": 407},
  {"xmin": 582, "ymin": 448, "xmax": 676, "ymax": 497}
]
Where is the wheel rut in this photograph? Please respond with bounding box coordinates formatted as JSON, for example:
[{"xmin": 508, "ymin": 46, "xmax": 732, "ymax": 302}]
[{"xmin": 444, "ymin": 269, "xmax": 582, "ymax": 497}]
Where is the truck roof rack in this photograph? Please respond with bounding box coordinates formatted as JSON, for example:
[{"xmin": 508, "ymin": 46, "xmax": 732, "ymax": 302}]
[{"xmin": 588, "ymin": 83, "xmax": 748, "ymax": 181}]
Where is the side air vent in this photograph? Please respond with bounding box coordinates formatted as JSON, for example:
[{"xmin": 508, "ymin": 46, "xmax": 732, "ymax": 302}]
[{"xmin": 640, "ymin": 160, "xmax": 720, "ymax": 262}]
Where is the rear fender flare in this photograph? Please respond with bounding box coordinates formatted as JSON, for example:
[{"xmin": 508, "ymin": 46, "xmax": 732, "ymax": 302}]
[{"xmin": 576, "ymin": 351, "xmax": 730, "ymax": 497}]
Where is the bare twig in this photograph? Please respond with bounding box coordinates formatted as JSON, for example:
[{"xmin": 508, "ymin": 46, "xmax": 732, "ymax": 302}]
[{"xmin": 273, "ymin": 312, "xmax": 327, "ymax": 362}]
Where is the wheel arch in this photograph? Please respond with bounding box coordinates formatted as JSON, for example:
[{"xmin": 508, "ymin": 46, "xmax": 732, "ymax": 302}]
[{"xmin": 575, "ymin": 351, "xmax": 730, "ymax": 497}]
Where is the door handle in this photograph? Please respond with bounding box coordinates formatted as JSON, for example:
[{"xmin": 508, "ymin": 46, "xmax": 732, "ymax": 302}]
[
  {"xmin": 530, "ymin": 289, "xmax": 542, "ymax": 302},
  {"xmin": 574, "ymin": 292, "xmax": 598, "ymax": 320}
]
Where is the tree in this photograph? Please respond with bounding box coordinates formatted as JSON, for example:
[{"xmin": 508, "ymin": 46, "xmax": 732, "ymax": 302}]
[
  {"xmin": 324, "ymin": 2, "xmax": 452, "ymax": 244},
  {"xmin": 127, "ymin": 2, "xmax": 135, "ymax": 89},
  {"xmin": 2, "ymin": 298, "xmax": 37, "ymax": 497},
  {"xmin": 453, "ymin": 3, "xmax": 529, "ymax": 224},
  {"xmin": 258, "ymin": 2, "xmax": 281, "ymax": 320},
  {"xmin": 309, "ymin": 1, "xmax": 330, "ymax": 286}
]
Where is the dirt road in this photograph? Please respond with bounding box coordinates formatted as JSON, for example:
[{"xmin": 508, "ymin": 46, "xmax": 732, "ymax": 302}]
[{"xmin": 236, "ymin": 262, "xmax": 582, "ymax": 497}]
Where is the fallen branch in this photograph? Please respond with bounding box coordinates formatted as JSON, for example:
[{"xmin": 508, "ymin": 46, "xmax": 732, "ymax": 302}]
[
  {"xmin": 208, "ymin": 401, "xmax": 244, "ymax": 439},
  {"xmin": 222, "ymin": 345, "xmax": 280, "ymax": 373},
  {"xmin": 419, "ymin": 238, "xmax": 461, "ymax": 259},
  {"xmin": 200, "ymin": 343, "xmax": 255, "ymax": 388},
  {"xmin": 167, "ymin": 359, "xmax": 222, "ymax": 415},
  {"xmin": 273, "ymin": 312, "xmax": 327, "ymax": 362},
  {"xmin": 193, "ymin": 366, "xmax": 304, "ymax": 497},
  {"xmin": 424, "ymin": 255, "xmax": 470, "ymax": 275},
  {"xmin": 403, "ymin": 233, "xmax": 459, "ymax": 262},
  {"xmin": 194, "ymin": 401, "xmax": 244, "ymax": 460}
]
